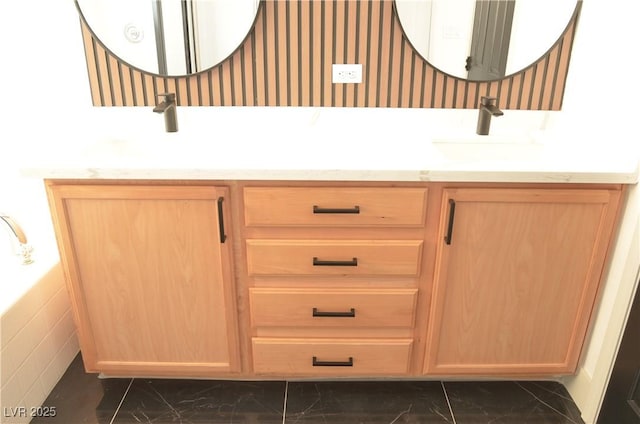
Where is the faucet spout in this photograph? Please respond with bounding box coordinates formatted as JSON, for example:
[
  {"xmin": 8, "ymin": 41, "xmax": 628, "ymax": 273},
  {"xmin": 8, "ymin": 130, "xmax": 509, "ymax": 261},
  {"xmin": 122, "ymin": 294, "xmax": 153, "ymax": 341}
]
[
  {"xmin": 153, "ymin": 93, "xmax": 178, "ymax": 132},
  {"xmin": 0, "ymin": 215, "xmax": 27, "ymax": 244},
  {"xmin": 0, "ymin": 214, "xmax": 33, "ymax": 265},
  {"xmin": 477, "ymin": 96, "xmax": 503, "ymax": 135},
  {"xmin": 483, "ymin": 103, "xmax": 504, "ymax": 117}
]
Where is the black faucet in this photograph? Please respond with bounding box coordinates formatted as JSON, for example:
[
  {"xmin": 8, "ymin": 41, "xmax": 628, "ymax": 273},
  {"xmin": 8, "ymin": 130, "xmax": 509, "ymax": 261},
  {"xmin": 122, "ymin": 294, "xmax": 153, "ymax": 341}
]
[
  {"xmin": 153, "ymin": 93, "xmax": 178, "ymax": 133},
  {"xmin": 476, "ymin": 96, "xmax": 503, "ymax": 135}
]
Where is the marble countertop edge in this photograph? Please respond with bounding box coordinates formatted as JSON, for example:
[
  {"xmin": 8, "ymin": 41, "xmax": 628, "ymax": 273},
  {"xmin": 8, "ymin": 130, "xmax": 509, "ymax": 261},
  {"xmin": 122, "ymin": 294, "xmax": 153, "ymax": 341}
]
[{"xmin": 21, "ymin": 166, "xmax": 639, "ymax": 184}]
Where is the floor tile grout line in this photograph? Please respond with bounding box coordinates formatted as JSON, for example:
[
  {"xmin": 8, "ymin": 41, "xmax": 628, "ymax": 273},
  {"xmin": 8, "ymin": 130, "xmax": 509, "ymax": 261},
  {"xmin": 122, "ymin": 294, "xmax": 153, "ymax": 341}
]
[
  {"xmin": 530, "ymin": 380, "xmax": 575, "ymax": 403},
  {"xmin": 282, "ymin": 380, "xmax": 289, "ymax": 424},
  {"xmin": 514, "ymin": 381, "xmax": 581, "ymax": 424},
  {"xmin": 440, "ymin": 381, "xmax": 457, "ymax": 424},
  {"xmin": 109, "ymin": 378, "xmax": 134, "ymax": 424}
]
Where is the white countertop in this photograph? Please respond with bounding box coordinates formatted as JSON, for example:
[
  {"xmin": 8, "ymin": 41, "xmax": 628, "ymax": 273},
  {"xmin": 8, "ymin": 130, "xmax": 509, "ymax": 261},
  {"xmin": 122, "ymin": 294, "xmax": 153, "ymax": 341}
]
[{"xmin": 20, "ymin": 107, "xmax": 640, "ymax": 184}]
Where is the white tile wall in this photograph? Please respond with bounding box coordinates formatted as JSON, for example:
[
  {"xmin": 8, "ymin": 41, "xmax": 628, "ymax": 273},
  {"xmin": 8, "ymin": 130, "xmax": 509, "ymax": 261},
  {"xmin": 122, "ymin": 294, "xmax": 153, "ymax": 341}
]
[{"xmin": 1, "ymin": 263, "xmax": 79, "ymax": 424}]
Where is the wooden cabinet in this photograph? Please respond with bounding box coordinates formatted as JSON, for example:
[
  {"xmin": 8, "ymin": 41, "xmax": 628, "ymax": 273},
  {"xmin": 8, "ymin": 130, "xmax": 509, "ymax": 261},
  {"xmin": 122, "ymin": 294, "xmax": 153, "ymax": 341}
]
[
  {"xmin": 46, "ymin": 180, "xmax": 625, "ymax": 379},
  {"xmin": 244, "ymin": 185, "xmax": 428, "ymax": 376},
  {"xmin": 424, "ymin": 188, "xmax": 622, "ymax": 375},
  {"xmin": 46, "ymin": 183, "xmax": 240, "ymax": 376}
]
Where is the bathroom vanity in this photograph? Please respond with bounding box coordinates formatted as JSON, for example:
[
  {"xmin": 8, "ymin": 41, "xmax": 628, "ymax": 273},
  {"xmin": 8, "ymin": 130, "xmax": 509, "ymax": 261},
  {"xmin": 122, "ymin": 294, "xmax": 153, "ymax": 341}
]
[
  {"xmin": 44, "ymin": 175, "xmax": 626, "ymax": 379},
  {"xmin": 26, "ymin": 105, "xmax": 636, "ymax": 381}
]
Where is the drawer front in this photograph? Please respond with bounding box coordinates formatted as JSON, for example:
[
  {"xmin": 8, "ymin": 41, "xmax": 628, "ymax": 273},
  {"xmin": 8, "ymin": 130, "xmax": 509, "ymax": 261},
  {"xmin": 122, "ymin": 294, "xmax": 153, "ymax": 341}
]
[
  {"xmin": 252, "ymin": 338, "xmax": 413, "ymax": 375},
  {"xmin": 246, "ymin": 240, "xmax": 423, "ymax": 276},
  {"xmin": 250, "ymin": 288, "xmax": 418, "ymax": 328},
  {"xmin": 244, "ymin": 187, "xmax": 427, "ymax": 227}
]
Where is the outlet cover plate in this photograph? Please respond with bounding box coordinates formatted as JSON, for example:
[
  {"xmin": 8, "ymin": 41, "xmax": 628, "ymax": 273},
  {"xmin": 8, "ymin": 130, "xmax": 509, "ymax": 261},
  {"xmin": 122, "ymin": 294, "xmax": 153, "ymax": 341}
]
[{"xmin": 332, "ymin": 64, "xmax": 362, "ymax": 83}]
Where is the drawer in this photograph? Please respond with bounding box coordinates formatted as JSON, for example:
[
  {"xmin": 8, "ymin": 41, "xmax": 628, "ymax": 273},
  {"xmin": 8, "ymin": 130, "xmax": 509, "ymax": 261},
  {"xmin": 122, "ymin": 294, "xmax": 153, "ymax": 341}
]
[
  {"xmin": 246, "ymin": 240, "xmax": 423, "ymax": 276},
  {"xmin": 244, "ymin": 187, "xmax": 427, "ymax": 227},
  {"xmin": 250, "ymin": 288, "xmax": 418, "ymax": 328},
  {"xmin": 252, "ymin": 338, "xmax": 413, "ymax": 375}
]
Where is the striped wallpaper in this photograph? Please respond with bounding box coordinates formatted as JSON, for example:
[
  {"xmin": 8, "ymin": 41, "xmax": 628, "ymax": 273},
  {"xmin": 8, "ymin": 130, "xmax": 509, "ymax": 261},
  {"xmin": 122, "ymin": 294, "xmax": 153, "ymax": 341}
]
[{"xmin": 80, "ymin": 0, "xmax": 579, "ymax": 110}]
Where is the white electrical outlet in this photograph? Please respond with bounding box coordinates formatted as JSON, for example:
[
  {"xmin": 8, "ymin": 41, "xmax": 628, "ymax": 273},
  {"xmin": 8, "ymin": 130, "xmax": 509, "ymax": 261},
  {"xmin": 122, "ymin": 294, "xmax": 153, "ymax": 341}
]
[{"xmin": 332, "ymin": 64, "xmax": 362, "ymax": 83}]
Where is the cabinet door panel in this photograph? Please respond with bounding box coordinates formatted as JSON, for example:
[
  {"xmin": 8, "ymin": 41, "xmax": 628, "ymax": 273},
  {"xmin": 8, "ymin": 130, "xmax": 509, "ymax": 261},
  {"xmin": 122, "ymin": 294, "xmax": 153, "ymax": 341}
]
[
  {"xmin": 49, "ymin": 185, "xmax": 239, "ymax": 375},
  {"xmin": 425, "ymin": 188, "xmax": 621, "ymax": 375}
]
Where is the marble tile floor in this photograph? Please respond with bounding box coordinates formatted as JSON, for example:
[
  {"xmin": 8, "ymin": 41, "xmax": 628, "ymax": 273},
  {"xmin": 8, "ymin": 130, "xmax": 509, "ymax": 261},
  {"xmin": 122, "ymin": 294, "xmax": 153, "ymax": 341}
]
[{"xmin": 32, "ymin": 354, "xmax": 585, "ymax": 424}]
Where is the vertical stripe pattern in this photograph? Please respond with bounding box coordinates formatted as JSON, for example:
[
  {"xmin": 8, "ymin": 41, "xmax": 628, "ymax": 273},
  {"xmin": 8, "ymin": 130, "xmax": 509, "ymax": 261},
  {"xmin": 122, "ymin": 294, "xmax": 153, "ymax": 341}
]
[{"xmin": 80, "ymin": 0, "xmax": 579, "ymax": 110}]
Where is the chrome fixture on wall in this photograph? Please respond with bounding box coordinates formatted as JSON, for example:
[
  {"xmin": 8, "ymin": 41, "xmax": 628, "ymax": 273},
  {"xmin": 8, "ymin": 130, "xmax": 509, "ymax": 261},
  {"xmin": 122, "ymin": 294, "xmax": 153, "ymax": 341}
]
[{"xmin": 0, "ymin": 214, "xmax": 33, "ymax": 265}]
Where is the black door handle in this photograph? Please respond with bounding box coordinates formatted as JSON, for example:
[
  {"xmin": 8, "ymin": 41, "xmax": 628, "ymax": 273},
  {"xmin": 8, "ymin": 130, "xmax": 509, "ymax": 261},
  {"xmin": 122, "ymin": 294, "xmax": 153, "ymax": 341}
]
[
  {"xmin": 217, "ymin": 197, "xmax": 227, "ymax": 244},
  {"xmin": 444, "ymin": 199, "xmax": 456, "ymax": 245}
]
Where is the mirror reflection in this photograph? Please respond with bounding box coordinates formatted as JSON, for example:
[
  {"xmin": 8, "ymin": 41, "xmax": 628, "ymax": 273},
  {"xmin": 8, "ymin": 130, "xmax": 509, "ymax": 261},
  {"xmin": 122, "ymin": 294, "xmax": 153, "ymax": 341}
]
[
  {"xmin": 395, "ymin": 0, "xmax": 578, "ymax": 81},
  {"xmin": 77, "ymin": 0, "xmax": 261, "ymax": 76}
]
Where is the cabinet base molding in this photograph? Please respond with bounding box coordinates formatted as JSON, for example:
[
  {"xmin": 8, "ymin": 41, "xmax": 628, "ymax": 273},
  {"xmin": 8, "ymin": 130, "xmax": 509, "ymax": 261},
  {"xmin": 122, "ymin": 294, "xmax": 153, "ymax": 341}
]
[{"xmin": 91, "ymin": 361, "xmax": 238, "ymax": 378}]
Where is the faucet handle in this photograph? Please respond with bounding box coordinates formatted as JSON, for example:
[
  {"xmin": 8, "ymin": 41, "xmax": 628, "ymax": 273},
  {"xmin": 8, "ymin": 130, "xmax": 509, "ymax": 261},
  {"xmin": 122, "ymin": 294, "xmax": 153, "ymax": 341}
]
[
  {"xmin": 156, "ymin": 93, "xmax": 176, "ymax": 102},
  {"xmin": 480, "ymin": 96, "xmax": 497, "ymax": 106}
]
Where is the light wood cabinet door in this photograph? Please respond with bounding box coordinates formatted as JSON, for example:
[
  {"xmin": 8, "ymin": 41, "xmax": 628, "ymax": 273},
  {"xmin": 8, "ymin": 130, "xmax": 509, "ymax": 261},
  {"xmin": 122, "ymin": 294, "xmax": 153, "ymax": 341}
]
[
  {"xmin": 425, "ymin": 188, "xmax": 622, "ymax": 375},
  {"xmin": 47, "ymin": 184, "xmax": 240, "ymax": 376}
]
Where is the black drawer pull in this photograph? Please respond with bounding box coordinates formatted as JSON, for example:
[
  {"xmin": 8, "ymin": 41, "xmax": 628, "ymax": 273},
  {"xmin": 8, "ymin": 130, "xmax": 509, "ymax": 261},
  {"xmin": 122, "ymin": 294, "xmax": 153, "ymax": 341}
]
[
  {"xmin": 312, "ymin": 308, "xmax": 356, "ymax": 318},
  {"xmin": 313, "ymin": 257, "xmax": 358, "ymax": 267},
  {"xmin": 312, "ymin": 356, "xmax": 354, "ymax": 367},
  {"xmin": 313, "ymin": 205, "xmax": 360, "ymax": 214}
]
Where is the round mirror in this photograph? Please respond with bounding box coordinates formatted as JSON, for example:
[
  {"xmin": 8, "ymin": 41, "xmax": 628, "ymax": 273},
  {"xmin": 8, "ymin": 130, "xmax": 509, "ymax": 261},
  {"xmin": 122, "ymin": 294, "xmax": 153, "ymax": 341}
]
[
  {"xmin": 395, "ymin": 0, "xmax": 578, "ymax": 81},
  {"xmin": 76, "ymin": 0, "xmax": 261, "ymax": 76}
]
